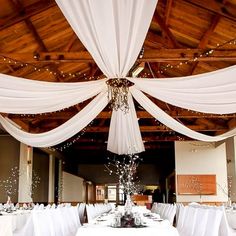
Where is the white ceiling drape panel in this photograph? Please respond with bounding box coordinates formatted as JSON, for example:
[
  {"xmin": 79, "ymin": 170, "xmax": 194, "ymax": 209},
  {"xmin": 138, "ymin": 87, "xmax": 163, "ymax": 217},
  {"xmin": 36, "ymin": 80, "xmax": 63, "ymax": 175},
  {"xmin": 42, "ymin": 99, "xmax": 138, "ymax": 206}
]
[
  {"xmin": 0, "ymin": 1, "xmax": 235, "ymax": 153},
  {"xmin": 0, "ymin": 91, "xmax": 108, "ymax": 147},
  {"xmin": 107, "ymin": 92, "xmax": 145, "ymax": 154},
  {"xmin": 55, "ymin": 0, "xmax": 157, "ymax": 78},
  {"xmin": 55, "ymin": 0, "xmax": 157, "ymax": 154},
  {"xmin": 130, "ymin": 87, "xmax": 236, "ymax": 142},
  {"xmin": 0, "ymin": 73, "xmax": 107, "ymax": 114},
  {"xmin": 129, "ymin": 65, "xmax": 236, "ymax": 114}
]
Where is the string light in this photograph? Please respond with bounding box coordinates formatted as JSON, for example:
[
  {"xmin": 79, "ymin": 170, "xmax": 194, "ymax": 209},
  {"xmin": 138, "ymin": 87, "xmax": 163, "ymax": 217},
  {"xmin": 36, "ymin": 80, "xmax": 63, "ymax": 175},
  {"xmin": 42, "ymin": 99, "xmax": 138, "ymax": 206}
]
[
  {"xmin": 0, "ymin": 166, "xmax": 40, "ymax": 200},
  {"xmin": 48, "ymin": 120, "xmax": 94, "ymax": 151},
  {"xmin": 2, "ymin": 37, "xmax": 236, "ymax": 80},
  {"xmin": 0, "ymin": 54, "xmax": 102, "ymax": 81},
  {"xmin": 104, "ymin": 154, "xmax": 142, "ymax": 195},
  {"xmin": 143, "ymin": 37, "xmax": 236, "ymax": 76}
]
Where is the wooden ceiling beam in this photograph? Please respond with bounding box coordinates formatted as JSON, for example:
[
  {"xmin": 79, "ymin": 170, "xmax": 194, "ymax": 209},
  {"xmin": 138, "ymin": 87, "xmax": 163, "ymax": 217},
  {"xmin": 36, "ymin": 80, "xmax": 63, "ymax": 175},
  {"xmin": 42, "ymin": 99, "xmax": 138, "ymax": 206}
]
[
  {"xmin": 28, "ymin": 125, "xmax": 226, "ymax": 133},
  {"xmin": 184, "ymin": 0, "xmax": 236, "ymax": 22},
  {"xmin": 1, "ymin": 48, "xmax": 236, "ymax": 64},
  {"xmin": 87, "ymin": 125, "xmax": 229, "ymax": 132},
  {"xmin": 63, "ymin": 34, "xmax": 78, "ymax": 52},
  {"xmin": 24, "ymin": 18, "xmax": 47, "ymax": 51},
  {"xmin": 73, "ymin": 136, "xmax": 191, "ymax": 143},
  {"xmin": 228, "ymin": 118, "xmax": 236, "ymax": 129},
  {"xmin": 8, "ymin": 0, "xmax": 64, "ymax": 82},
  {"xmin": 154, "ymin": 10, "xmax": 180, "ymax": 48},
  {"xmin": 8, "ymin": 110, "xmax": 236, "ymax": 120},
  {"xmin": 0, "ymin": 0, "xmax": 56, "ymax": 30},
  {"xmin": 189, "ymin": 14, "xmax": 221, "ymax": 75},
  {"xmin": 164, "ymin": 0, "xmax": 173, "ymax": 26}
]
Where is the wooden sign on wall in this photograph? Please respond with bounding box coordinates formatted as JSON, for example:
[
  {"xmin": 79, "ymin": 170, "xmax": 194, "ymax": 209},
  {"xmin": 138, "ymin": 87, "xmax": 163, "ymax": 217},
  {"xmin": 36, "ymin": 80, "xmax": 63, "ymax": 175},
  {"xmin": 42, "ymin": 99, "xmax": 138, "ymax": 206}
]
[{"xmin": 177, "ymin": 174, "xmax": 216, "ymax": 195}]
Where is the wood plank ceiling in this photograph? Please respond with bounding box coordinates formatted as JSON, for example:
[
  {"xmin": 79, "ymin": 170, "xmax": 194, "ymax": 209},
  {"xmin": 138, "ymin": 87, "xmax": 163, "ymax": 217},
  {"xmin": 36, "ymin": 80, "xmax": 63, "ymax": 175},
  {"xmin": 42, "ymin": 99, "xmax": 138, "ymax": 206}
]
[{"xmin": 0, "ymin": 0, "xmax": 236, "ymax": 153}]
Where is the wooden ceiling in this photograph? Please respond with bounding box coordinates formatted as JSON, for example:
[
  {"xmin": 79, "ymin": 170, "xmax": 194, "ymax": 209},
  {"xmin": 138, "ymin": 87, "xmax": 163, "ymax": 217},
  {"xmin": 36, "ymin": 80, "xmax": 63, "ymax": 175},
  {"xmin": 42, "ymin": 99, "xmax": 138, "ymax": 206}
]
[{"xmin": 0, "ymin": 0, "xmax": 236, "ymax": 153}]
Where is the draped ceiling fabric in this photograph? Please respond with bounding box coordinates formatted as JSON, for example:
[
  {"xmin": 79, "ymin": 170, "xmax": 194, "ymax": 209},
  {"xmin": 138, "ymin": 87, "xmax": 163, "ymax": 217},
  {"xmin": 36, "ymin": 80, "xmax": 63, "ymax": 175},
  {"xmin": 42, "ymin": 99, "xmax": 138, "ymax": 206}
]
[
  {"xmin": 130, "ymin": 87, "xmax": 236, "ymax": 142},
  {"xmin": 0, "ymin": 0, "xmax": 236, "ymax": 154},
  {"xmin": 0, "ymin": 91, "xmax": 108, "ymax": 147},
  {"xmin": 0, "ymin": 73, "xmax": 107, "ymax": 114},
  {"xmin": 55, "ymin": 0, "xmax": 157, "ymax": 78},
  {"xmin": 55, "ymin": 0, "xmax": 157, "ymax": 154},
  {"xmin": 130, "ymin": 65, "xmax": 236, "ymax": 114}
]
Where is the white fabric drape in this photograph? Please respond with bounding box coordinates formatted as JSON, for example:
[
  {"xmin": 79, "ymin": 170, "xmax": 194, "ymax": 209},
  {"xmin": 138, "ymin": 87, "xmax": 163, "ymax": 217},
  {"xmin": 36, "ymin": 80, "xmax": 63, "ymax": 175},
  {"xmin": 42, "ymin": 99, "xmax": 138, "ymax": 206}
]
[
  {"xmin": 130, "ymin": 87, "xmax": 236, "ymax": 142},
  {"xmin": 129, "ymin": 65, "xmax": 236, "ymax": 114},
  {"xmin": 56, "ymin": 0, "xmax": 157, "ymax": 78},
  {"xmin": 0, "ymin": 73, "xmax": 107, "ymax": 114},
  {"xmin": 107, "ymin": 92, "xmax": 145, "ymax": 154},
  {"xmin": 0, "ymin": 0, "xmax": 235, "ymax": 154},
  {"xmin": 55, "ymin": 0, "xmax": 157, "ymax": 153},
  {"xmin": 0, "ymin": 91, "xmax": 108, "ymax": 147}
]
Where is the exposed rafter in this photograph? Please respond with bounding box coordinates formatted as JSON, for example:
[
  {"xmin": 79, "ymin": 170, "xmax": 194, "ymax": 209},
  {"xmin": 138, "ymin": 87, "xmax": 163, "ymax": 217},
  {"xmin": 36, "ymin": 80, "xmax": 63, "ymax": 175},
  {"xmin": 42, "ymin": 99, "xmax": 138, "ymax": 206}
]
[{"xmin": 1, "ymin": 48, "xmax": 236, "ymax": 65}]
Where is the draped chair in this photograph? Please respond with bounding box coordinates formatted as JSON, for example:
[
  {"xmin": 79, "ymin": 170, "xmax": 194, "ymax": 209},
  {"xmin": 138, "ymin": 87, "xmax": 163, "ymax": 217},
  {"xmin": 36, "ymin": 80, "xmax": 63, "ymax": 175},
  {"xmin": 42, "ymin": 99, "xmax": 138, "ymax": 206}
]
[
  {"xmin": 32, "ymin": 209, "xmax": 54, "ymax": 236},
  {"xmin": 219, "ymin": 206, "xmax": 236, "ymax": 236},
  {"xmin": 176, "ymin": 205, "xmax": 186, "ymax": 233},
  {"xmin": 192, "ymin": 207, "xmax": 209, "ymax": 236},
  {"xmin": 178, "ymin": 206, "xmax": 198, "ymax": 236},
  {"xmin": 204, "ymin": 207, "xmax": 223, "ymax": 236},
  {"xmin": 78, "ymin": 203, "xmax": 86, "ymax": 224}
]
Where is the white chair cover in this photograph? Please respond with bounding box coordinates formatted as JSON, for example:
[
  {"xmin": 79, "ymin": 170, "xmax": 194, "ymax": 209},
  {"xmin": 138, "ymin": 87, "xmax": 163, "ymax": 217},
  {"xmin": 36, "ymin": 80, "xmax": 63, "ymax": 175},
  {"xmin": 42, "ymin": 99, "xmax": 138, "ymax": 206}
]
[
  {"xmin": 192, "ymin": 207, "xmax": 208, "ymax": 236},
  {"xmin": 219, "ymin": 206, "xmax": 236, "ymax": 236},
  {"xmin": 204, "ymin": 208, "xmax": 223, "ymax": 236},
  {"xmin": 32, "ymin": 210, "xmax": 54, "ymax": 236}
]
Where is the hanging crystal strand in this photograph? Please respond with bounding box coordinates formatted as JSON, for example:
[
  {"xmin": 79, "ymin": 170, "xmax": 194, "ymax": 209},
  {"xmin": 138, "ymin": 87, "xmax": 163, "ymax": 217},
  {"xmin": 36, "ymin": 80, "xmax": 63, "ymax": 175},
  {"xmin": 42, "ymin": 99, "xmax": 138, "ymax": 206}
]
[{"xmin": 106, "ymin": 78, "xmax": 134, "ymax": 113}]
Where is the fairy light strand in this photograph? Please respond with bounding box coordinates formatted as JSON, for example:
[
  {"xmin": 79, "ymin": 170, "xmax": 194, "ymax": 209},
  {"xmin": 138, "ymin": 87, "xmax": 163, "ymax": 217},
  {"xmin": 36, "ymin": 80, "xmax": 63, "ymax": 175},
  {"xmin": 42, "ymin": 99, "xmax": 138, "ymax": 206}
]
[
  {"xmin": 154, "ymin": 37, "xmax": 236, "ymax": 75},
  {"xmin": 1, "ymin": 37, "xmax": 236, "ymax": 80},
  {"xmin": 104, "ymin": 154, "xmax": 142, "ymax": 195},
  {"xmin": 47, "ymin": 120, "xmax": 94, "ymax": 151}
]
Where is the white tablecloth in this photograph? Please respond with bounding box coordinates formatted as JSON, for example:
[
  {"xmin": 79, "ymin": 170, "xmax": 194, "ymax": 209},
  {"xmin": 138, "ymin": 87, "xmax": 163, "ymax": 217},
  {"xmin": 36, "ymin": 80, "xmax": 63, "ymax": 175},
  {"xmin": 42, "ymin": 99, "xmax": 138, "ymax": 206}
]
[
  {"xmin": 226, "ymin": 210, "xmax": 236, "ymax": 230},
  {"xmin": 0, "ymin": 211, "xmax": 30, "ymax": 236},
  {"xmin": 76, "ymin": 212, "xmax": 179, "ymax": 236}
]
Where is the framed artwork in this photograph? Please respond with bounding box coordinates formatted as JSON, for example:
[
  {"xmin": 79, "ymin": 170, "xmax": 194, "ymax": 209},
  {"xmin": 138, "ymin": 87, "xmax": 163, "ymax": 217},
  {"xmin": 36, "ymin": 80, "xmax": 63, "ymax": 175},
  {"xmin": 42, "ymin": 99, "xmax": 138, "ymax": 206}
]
[{"xmin": 177, "ymin": 174, "xmax": 216, "ymax": 195}]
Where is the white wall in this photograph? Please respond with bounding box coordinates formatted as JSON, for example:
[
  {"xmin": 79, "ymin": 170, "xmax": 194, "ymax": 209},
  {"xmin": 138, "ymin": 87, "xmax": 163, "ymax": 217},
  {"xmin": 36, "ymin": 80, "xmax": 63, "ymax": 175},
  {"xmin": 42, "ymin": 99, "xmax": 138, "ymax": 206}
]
[
  {"xmin": 175, "ymin": 141, "xmax": 228, "ymax": 203},
  {"xmin": 62, "ymin": 171, "xmax": 85, "ymax": 202}
]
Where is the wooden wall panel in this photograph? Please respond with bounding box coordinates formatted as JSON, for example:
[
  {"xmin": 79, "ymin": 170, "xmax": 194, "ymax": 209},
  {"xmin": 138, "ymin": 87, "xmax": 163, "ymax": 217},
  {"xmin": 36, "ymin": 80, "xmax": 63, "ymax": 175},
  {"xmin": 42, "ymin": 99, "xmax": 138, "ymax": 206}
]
[{"xmin": 177, "ymin": 174, "xmax": 216, "ymax": 195}]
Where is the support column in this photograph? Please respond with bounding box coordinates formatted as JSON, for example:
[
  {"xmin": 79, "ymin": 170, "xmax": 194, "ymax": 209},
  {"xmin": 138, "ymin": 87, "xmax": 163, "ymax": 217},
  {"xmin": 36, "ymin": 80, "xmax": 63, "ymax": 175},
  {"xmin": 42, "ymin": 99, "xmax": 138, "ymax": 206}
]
[
  {"xmin": 58, "ymin": 159, "xmax": 63, "ymax": 203},
  {"xmin": 226, "ymin": 137, "xmax": 236, "ymax": 202},
  {"xmin": 48, "ymin": 154, "xmax": 55, "ymax": 203},
  {"xmin": 18, "ymin": 143, "xmax": 33, "ymax": 203}
]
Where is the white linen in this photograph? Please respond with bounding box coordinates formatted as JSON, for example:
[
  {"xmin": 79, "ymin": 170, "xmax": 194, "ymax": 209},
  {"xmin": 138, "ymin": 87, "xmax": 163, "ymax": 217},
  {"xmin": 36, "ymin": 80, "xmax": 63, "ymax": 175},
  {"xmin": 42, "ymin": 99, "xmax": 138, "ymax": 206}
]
[
  {"xmin": 56, "ymin": 0, "xmax": 157, "ymax": 78},
  {"xmin": 0, "ymin": 73, "xmax": 107, "ymax": 114},
  {"xmin": 76, "ymin": 224, "xmax": 179, "ymax": 236},
  {"xmin": 107, "ymin": 92, "xmax": 144, "ymax": 154},
  {"xmin": 0, "ymin": 212, "xmax": 30, "ymax": 236},
  {"xmin": 130, "ymin": 87, "xmax": 236, "ymax": 142},
  {"xmin": 129, "ymin": 65, "xmax": 236, "ymax": 114},
  {"xmin": 76, "ymin": 213, "xmax": 179, "ymax": 236},
  {"xmin": 0, "ymin": 91, "xmax": 108, "ymax": 147}
]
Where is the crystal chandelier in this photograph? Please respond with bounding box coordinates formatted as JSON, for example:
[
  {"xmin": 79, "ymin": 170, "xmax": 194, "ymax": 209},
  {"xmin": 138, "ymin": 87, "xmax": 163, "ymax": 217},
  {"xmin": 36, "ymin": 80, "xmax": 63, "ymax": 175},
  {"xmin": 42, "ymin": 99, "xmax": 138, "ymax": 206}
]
[{"xmin": 106, "ymin": 78, "xmax": 134, "ymax": 113}]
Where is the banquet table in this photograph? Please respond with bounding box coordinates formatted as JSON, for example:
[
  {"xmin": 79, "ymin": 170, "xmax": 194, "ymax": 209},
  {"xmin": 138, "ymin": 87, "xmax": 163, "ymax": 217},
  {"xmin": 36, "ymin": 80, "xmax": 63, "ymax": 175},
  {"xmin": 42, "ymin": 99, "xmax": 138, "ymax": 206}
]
[
  {"xmin": 0, "ymin": 211, "xmax": 30, "ymax": 236},
  {"xmin": 76, "ymin": 212, "xmax": 179, "ymax": 236}
]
